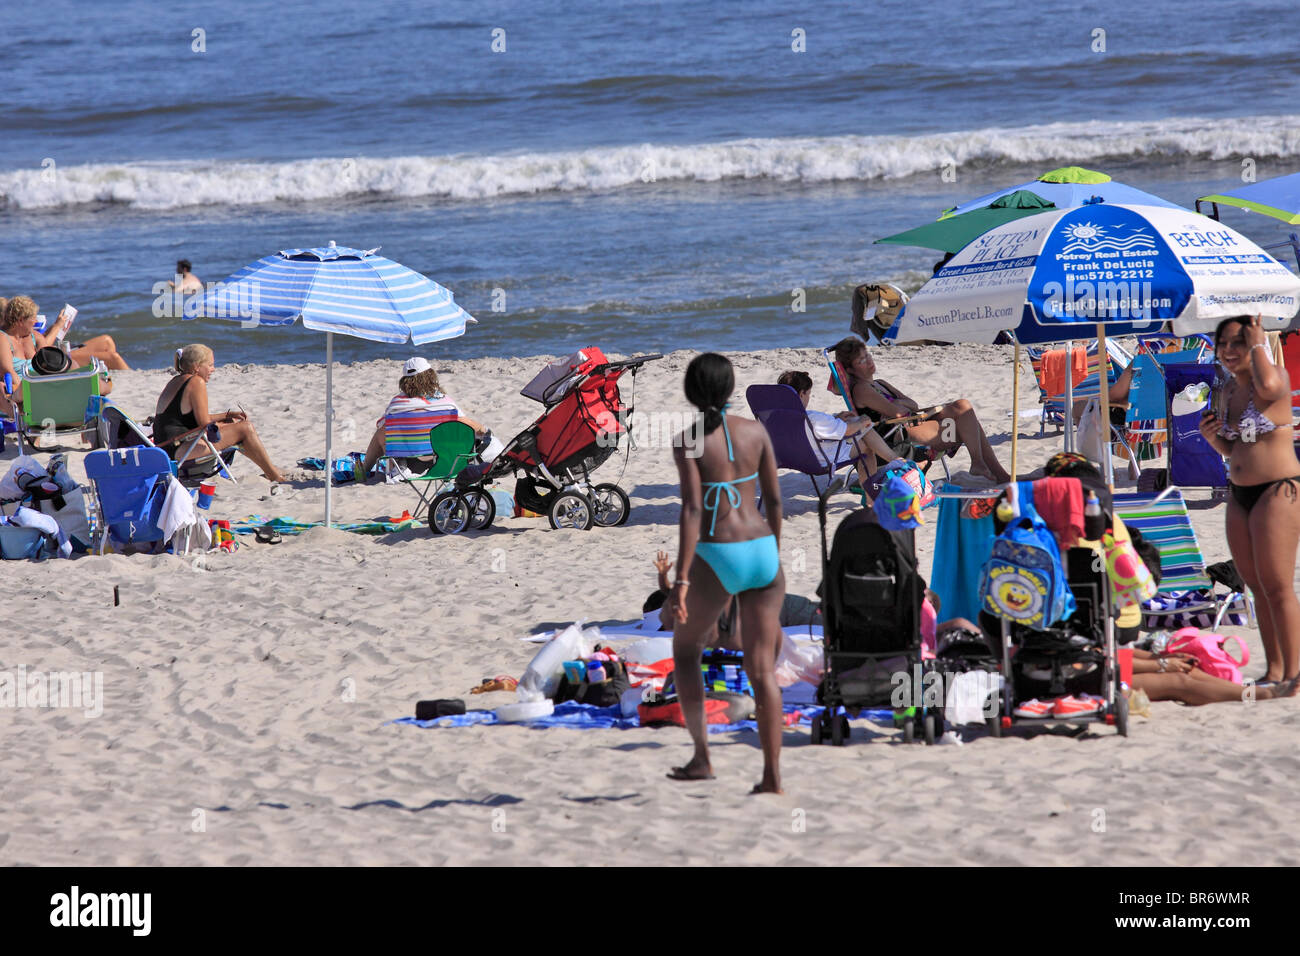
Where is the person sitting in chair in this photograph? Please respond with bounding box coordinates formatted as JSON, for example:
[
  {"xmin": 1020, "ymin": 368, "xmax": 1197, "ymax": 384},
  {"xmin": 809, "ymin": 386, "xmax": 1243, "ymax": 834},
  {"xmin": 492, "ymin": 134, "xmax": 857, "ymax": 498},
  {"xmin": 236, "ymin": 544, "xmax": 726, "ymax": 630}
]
[
  {"xmin": 155, "ymin": 344, "xmax": 288, "ymax": 484},
  {"xmin": 1, "ymin": 297, "xmax": 123, "ymax": 411},
  {"xmin": 832, "ymin": 336, "xmax": 1011, "ymax": 483},
  {"xmin": 359, "ymin": 357, "xmax": 502, "ymax": 478},
  {"xmin": 777, "ymin": 370, "xmax": 894, "ymax": 489}
]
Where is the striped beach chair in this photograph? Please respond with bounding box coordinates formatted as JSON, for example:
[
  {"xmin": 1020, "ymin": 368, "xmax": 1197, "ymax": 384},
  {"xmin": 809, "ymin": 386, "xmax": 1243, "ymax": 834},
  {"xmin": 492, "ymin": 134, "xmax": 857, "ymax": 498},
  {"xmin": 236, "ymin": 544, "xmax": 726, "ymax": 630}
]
[
  {"xmin": 1112, "ymin": 489, "xmax": 1252, "ymax": 630},
  {"xmin": 1027, "ymin": 339, "xmax": 1131, "ymax": 435}
]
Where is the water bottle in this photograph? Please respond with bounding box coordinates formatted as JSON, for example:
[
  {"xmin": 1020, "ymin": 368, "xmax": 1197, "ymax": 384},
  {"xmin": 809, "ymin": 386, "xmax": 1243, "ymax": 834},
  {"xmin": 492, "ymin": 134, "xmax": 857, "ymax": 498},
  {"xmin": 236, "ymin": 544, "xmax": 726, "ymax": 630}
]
[{"xmin": 1084, "ymin": 490, "xmax": 1105, "ymax": 540}]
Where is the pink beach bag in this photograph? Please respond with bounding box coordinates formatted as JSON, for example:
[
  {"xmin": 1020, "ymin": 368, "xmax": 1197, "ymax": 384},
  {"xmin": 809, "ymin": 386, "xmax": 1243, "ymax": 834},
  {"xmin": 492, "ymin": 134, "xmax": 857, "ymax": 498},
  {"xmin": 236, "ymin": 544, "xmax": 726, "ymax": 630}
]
[{"xmin": 1166, "ymin": 628, "xmax": 1249, "ymax": 683}]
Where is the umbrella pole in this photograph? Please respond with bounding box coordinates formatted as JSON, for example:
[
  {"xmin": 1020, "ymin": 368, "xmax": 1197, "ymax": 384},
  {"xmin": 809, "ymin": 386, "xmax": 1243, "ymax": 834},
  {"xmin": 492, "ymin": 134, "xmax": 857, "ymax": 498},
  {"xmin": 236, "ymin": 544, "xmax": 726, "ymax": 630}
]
[
  {"xmin": 1097, "ymin": 323, "xmax": 1114, "ymax": 491},
  {"xmin": 1011, "ymin": 344, "xmax": 1020, "ymax": 481},
  {"xmin": 325, "ymin": 331, "xmax": 334, "ymax": 528},
  {"xmin": 1064, "ymin": 339, "xmax": 1074, "ymax": 453}
]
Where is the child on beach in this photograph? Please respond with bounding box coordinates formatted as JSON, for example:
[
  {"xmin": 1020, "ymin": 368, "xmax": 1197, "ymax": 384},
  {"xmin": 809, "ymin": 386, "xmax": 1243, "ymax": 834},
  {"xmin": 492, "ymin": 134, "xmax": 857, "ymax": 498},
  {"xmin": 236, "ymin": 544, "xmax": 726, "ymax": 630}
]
[
  {"xmin": 777, "ymin": 370, "xmax": 894, "ymax": 489},
  {"xmin": 668, "ymin": 353, "xmax": 785, "ymax": 793}
]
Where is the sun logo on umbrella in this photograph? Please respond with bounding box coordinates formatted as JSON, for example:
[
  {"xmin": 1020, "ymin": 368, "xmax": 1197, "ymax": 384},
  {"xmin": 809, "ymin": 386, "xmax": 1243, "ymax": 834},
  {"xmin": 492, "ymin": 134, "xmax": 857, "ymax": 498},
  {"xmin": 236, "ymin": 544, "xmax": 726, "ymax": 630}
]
[{"xmin": 1065, "ymin": 222, "xmax": 1104, "ymax": 242}]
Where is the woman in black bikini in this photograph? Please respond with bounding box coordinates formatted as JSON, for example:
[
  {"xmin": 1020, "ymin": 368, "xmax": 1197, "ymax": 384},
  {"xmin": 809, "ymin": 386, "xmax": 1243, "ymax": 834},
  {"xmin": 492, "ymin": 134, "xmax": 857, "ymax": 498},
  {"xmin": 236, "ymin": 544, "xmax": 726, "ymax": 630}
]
[
  {"xmin": 1198, "ymin": 316, "xmax": 1300, "ymax": 686},
  {"xmin": 832, "ymin": 336, "xmax": 1011, "ymax": 483},
  {"xmin": 155, "ymin": 344, "xmax": 288, "ymax": 484}
]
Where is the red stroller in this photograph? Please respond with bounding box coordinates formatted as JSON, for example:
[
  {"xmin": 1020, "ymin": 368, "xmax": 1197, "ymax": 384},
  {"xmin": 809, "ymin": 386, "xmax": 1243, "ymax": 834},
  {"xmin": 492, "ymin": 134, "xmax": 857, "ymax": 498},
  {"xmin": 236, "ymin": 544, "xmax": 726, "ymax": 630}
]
[{"xmin": 459, "ymin": 348, "xmax": 661, "ymax": 529}]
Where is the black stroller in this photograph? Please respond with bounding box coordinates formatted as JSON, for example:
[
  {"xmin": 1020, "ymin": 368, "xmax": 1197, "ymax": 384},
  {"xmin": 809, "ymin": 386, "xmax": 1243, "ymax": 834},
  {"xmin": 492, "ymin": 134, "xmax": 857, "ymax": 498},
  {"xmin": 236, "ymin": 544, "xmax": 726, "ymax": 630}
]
[
  {"xmin": 811, "ymin": 485, "xmax": 945, "ymax": 746},
  {"xmin": 984, "ymin": 545, "xmax": 1129, "ymax": 738}
]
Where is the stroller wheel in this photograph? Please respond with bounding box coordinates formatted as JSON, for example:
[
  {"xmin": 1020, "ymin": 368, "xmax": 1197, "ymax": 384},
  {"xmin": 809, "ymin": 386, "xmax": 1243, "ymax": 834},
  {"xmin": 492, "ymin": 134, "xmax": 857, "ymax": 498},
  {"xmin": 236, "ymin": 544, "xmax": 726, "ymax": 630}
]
[
  {"xmin": 429, "ymin": 491, "xmax": 471, "ymax": 535},
  {"xmin": 810, "ymin": 711, "xmax": 824, "ymax": 745},
  {"xmin": 831, "ymin": 713, "xmax": 849, "ymax": 746},
  {"xmin": 548, "ymin": 492, "xmax": 594, "ymax": 531},
  {"xmin": 462, "ymin": 489, "xmax": 496, "ymax": 530},
  {"xmin": 901, "ymin": 718, "xmax": 915, "ymax": 744},
  {"xmin": 1114, "ymin": 693, "xmax": 1129, "ymax": 737},
  {"xmin": 923, "ymin": 712, "xmax": 936, "ymax": 745},
  {"xmin": 591, "ymin": 483, "xmax": 631, "ymax": 527}
]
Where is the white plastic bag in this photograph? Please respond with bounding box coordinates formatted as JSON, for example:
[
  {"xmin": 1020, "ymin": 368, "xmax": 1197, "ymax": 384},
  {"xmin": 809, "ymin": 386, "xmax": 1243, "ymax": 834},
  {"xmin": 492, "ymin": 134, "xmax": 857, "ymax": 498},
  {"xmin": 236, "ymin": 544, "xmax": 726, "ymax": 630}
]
[
  {"xmin": 774, "ymin": 633, "xmax": 824, "ymax": 687},
  {"xmin": 516, "ymin": 622, "xmax": 598, "ymax": 701}
]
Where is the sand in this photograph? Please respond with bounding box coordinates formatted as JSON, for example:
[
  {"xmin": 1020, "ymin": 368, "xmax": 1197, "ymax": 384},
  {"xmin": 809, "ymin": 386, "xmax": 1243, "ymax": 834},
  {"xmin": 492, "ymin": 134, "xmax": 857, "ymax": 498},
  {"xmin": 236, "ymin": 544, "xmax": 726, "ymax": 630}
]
[{"xmin": 3, "ymin": 344, "xmax": 1297, "ymax": 866}]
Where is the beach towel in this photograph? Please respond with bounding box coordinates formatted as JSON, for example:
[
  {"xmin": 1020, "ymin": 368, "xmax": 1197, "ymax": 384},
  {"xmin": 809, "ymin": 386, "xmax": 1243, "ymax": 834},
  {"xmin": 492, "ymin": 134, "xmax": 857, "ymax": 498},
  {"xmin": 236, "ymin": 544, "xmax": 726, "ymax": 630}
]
[
  {"xmin": 392, "ymin": 700, "xmax": 894, "ymax": 733},
  {"xmin": 1029, "ymin": 477, "xmax": 1085, "ymax": 549},
  {"xmin": 1040, "ymin": 346, "xmax": 1088, "ymax": 397},
  {"xmin": 231, "ymin": 512, "xmax": 421, "ymax": 536},
  {"xmin": 932, "ymin": 494, "xmax": 995, "ymax": 624}
]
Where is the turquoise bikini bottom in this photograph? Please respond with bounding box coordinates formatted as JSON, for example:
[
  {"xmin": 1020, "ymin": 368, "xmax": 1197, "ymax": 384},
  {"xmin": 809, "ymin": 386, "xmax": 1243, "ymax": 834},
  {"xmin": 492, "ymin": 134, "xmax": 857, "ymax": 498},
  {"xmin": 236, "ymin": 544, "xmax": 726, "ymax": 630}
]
[{"xmin": 695, "ymin": 535, "xmax": 780, "ymax": 595}]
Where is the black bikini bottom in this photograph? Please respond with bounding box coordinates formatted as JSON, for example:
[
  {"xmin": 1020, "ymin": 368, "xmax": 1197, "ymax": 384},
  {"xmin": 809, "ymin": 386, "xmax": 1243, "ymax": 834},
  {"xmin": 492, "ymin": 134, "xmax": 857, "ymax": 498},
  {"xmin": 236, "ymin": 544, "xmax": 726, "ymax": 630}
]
[{"xmin": 1230, "ymin": 476, "xmax": 1300, "ymax": 513}]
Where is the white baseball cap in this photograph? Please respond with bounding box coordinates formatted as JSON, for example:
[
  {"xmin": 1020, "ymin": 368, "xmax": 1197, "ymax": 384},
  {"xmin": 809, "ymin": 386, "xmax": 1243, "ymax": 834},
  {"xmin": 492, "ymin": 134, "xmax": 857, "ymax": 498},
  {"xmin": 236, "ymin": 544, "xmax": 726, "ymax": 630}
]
[{"xmin": 403, "ymin": 356, "xmax": 432, "ymax": 376}]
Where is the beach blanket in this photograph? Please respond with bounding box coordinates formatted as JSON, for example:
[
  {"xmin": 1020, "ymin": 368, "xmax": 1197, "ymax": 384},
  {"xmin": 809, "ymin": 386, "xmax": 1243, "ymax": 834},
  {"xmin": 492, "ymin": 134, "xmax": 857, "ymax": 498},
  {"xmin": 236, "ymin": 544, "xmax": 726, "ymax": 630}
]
[
  {"xmin": 232, "ymin": 512, "xmax": 421, "ymax": 536},
  {"xmin": 392, "ymin": 700, "xmax": 895, "ymax": 733}
]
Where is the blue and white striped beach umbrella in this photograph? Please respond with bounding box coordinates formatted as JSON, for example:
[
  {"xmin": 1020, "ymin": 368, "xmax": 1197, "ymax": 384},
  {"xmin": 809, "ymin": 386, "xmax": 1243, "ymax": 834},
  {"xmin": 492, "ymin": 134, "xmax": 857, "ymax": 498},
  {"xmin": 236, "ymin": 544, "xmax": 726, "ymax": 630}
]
[
  {"xmin": 183, "ymin": 242, "xmax": 478, "ymax": 524},
  {"xmin": 182, "ymin": 241, "xmax": 476, "ymax": 344}
]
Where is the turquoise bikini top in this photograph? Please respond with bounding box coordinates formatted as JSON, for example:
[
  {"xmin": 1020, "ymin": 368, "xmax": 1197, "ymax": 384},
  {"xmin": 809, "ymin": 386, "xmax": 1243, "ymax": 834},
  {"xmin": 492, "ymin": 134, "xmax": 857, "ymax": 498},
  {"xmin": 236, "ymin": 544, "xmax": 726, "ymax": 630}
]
[
  {"xmin": 5, "ymin": 333, "xmax": 34, "ymax": 376},
  {"xmin": 700, "ymin": 406, "xmax": 758, "ymax": 536}
]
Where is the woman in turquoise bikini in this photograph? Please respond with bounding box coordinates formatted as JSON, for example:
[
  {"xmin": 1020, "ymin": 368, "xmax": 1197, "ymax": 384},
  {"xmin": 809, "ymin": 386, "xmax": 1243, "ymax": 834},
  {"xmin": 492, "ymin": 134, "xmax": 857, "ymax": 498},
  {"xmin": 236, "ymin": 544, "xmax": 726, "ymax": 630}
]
[
  {"xmin": 1199, "ymin": 315, "xmax": 1300, "ymax": 687},
  {"xmin": 668, "ymin": 353, "xmax": 786, "ymax": 794}
]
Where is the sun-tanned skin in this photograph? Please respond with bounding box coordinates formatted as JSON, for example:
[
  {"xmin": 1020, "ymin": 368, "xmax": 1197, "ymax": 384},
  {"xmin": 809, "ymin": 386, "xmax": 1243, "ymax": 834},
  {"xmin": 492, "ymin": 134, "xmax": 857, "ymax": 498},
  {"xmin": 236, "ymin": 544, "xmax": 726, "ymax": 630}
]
[
  {"xmin": 1198, "ymin": 316, "xmax": 1300, "ymax": 684},
  {"xmin": 842, "ymin": 342, "xmax": 1011, "ymax": 484},
  {"xmin": 670, "ymin": 406, "xmax": 785, "ymax": 794},
  {"xmin": 156, "ymin": 350, "xmax": 287, "ymax": 483}
]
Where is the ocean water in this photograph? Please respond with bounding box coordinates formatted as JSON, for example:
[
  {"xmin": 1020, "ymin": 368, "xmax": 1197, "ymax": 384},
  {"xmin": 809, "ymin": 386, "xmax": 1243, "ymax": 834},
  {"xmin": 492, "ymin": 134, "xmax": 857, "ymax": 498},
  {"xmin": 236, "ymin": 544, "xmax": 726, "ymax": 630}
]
[{"xmin": 3, "ymin": 0, "xmax": 1299, "ymax": 367}]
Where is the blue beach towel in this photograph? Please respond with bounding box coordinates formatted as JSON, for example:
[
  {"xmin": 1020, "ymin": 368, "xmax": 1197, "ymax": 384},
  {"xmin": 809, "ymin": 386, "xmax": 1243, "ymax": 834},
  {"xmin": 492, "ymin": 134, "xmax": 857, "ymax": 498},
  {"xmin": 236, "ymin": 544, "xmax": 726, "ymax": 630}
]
[
  {"xmin": 391, "ymin": 702, "xmax": 896, "ymax": 733},
  {"xmin": 932, "ymin": 494, "xmax": 996, "ymax": 623}
]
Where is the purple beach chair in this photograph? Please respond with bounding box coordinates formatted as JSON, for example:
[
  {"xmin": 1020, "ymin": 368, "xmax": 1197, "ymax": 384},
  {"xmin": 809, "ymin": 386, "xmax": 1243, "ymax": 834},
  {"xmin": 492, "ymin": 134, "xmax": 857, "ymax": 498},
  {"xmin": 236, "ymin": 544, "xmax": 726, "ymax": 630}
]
[{"xmin": 746, "ymin": 384, "xmax": 867, "ymax": 497}]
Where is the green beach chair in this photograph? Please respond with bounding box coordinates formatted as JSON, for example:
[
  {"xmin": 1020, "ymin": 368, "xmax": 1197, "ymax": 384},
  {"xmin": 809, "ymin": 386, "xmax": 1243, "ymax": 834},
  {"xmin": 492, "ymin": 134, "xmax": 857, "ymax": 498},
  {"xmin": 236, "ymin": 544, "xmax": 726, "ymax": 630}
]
[
  {"xmin": 384, "ymin": 419, "xmax": 486, "ymax": 534},
  {"xmin": 15, "ymin": 362, "xmax": 104, "ymax": 452}
]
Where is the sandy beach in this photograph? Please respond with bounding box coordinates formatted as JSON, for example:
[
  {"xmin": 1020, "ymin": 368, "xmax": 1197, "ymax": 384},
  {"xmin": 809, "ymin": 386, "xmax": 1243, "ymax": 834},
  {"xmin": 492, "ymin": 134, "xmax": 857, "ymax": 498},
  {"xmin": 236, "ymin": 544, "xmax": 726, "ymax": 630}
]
[{"xmin": 2, "ymin": 343, "xmax": 1297, "ymax": 867}]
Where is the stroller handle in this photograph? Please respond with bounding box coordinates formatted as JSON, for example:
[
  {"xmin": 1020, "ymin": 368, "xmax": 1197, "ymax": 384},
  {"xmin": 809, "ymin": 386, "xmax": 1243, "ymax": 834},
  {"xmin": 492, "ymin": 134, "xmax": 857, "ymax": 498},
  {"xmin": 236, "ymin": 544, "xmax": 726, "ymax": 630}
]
[{"xmin": 597, "ymin": 353, "xmax": 664, "ymax": 371}]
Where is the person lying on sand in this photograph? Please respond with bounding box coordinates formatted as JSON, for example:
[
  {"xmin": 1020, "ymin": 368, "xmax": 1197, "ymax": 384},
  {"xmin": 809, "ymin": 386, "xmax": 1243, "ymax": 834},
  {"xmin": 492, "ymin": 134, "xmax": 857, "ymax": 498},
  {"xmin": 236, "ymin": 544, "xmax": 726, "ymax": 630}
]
[
  {"xmin": 359, "ymin": 357, "xmax": 501, "ymax": 477},
  {"xmin": 833, "ymin": 335, "xmax": 1011, "ymax": 484},
  {"xmin": 155, "ymin": 344, "xmax": 288, "ymax": 484},
  {"xmin": 649, "ymin": 550, "xmax": 819, "ymax": 639}
]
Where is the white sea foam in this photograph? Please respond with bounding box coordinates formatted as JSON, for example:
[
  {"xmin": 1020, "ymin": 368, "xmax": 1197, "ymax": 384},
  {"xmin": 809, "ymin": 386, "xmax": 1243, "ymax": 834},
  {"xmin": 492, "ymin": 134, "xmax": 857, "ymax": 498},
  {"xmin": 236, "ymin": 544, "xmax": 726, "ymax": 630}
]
[{"xmin": 4, "ymin": 115, "xmax": 1298, "ymax": 212}]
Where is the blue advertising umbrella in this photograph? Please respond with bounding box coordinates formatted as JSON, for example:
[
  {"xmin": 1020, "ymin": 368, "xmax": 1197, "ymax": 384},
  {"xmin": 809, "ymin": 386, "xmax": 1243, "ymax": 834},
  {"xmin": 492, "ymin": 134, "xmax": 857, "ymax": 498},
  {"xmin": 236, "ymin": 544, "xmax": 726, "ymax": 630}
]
[
  {"xmin": 184, "ymin": 242, "xmax": 477, "ymax": 524},
  {"xmin": 889, "ymin": 203, "xmax": 1300, "ymax": 482},
  {"xmin": 892, "ymin": 203, "xmax": 1300, "ymax": 344}
]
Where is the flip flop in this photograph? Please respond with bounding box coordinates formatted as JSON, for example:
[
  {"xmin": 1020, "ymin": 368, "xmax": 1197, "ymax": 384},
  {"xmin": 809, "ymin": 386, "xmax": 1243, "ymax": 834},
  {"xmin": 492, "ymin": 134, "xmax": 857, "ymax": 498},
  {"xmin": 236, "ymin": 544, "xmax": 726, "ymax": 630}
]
[
  {"xmin": 666, "ymin": 766, "xmax": 715, "ymax": 782},
  {"xmin": 255, "ymin": 524, "xmax": 281, "ymax": 545}
]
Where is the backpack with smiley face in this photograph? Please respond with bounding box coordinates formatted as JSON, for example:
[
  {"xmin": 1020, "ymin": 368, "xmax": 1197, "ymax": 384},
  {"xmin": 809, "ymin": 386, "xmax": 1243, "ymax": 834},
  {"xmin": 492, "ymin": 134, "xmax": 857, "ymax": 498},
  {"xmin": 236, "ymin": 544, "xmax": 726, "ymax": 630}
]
[{"xmin": 979, "ymin": 504, "xmax": 1076, "ymax": 630}]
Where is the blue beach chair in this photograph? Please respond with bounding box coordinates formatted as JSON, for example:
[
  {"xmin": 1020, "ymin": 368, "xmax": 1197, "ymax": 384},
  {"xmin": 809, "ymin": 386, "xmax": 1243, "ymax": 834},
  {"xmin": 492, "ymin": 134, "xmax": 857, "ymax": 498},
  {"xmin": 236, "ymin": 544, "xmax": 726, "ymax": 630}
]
[{"xmin": 83, "ymin": 447, "xmax": 174, "ymax": 554}]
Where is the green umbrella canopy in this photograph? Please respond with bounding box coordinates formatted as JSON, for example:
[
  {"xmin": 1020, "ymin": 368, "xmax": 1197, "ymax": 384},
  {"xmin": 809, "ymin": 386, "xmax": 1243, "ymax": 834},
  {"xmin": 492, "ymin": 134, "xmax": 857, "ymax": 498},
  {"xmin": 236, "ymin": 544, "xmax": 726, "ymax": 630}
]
[
  {"xmin": 1037, "ymin": 166, "xmax": 1111, "ymax": 185},
  {"xmin": 875, "ymin": 189, "xmax": 1056, "ymax": 253}
]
